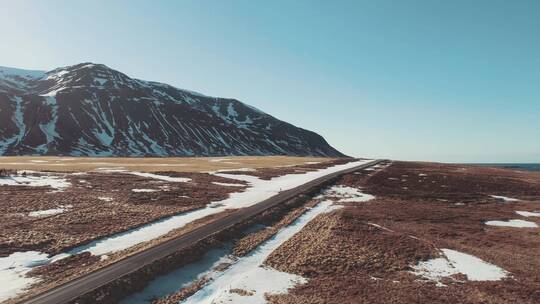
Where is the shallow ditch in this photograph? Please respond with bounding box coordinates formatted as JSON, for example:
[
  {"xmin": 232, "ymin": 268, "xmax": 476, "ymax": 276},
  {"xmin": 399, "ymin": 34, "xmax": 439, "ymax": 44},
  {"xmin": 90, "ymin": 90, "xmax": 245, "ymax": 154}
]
[
  {"xmin": 118, "ymin": 183, "xmax": 376, "ymax": 304},
  {"xmin": 67, "ymin": 176, "xmax": 342, "ymax": 304}
]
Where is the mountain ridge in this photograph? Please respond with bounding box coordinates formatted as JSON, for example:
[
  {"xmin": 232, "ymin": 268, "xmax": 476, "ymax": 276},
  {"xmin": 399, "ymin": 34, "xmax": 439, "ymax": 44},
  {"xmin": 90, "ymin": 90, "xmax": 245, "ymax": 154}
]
[{"xmin": 0, "ymin": 63, "xmax": 345, "ymax": 157}]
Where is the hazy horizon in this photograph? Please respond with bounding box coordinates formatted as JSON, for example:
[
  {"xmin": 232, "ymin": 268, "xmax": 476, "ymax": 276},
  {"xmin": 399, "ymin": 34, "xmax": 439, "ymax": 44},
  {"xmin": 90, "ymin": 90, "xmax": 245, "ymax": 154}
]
[{"xmin": 1, "ymin": 0, "xmax": 538, "ymax": 163}]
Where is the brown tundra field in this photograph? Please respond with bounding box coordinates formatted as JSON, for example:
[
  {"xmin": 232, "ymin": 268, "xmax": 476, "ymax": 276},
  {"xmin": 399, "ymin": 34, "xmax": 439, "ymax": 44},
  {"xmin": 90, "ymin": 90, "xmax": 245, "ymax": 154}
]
[{"xmin": 1, "ymin": 157, "xmax": 539, "ymax": 304}]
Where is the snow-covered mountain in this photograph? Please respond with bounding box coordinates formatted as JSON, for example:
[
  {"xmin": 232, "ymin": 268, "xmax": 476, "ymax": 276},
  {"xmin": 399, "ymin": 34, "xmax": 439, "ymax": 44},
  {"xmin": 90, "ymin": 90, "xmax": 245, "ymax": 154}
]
[{"xmin": 0, "ymin": 63, "xmax": 344, "ymax": 157}]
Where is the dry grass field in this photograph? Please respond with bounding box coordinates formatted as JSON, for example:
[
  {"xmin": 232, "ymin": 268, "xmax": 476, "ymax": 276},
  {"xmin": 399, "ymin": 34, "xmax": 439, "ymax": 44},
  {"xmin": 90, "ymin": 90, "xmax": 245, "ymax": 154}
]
[
  {"xmin": 265, "ymin": 162, "xmax": 540, "ymax": 304},
  {"xmin": 0, "ymin": 156, "xmax": 334, "ymax": 173}
]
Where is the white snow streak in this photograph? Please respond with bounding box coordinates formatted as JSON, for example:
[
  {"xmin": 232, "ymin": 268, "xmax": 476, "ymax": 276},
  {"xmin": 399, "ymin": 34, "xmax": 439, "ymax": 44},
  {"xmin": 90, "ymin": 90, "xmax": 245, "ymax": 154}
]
[
  {"xmin": 132, "ymin": 189, "xmax": 158, "ymax": 193},
  {"xmin": 28, "ymin": 205, "xmax": 72, "ymax": 217},
  {"xmin": 412, "ymin": 249, "xmax": 509, "ymax": 286},
  {"xmin": 515, "ymin": 211, "xmax": 540, "ymax": 217},
  {"xmin": 211, "ymin": 182, "xmax": 245, "ymax": 187},
  {"xmin": 127, "ymin": 171, "xmax": 191, "ymax": 183},
  {"xmin": 0, "ymin": 174, "xmax": 70, "ymax": 191},
  {"xmin": 490, "ymin": 195, "xmax": 519, "ymax": 202},
  {"xmin": 485, "ymin": 219, "xmax": 538, "ymax": 228}
]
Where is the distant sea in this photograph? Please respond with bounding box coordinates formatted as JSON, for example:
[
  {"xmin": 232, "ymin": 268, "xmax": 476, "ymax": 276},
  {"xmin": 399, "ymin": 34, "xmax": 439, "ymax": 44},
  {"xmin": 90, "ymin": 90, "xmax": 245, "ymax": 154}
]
[{"xmin": 472, "ymin": 163, "xmax": 540, "ymax": 172}]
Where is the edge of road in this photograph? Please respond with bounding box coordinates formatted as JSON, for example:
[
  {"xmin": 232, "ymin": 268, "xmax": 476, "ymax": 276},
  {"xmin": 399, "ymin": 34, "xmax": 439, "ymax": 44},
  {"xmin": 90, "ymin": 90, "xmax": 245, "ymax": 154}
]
[{"xmin": 22, "ymin": 159, "xmax": 384, "ymax": 304}]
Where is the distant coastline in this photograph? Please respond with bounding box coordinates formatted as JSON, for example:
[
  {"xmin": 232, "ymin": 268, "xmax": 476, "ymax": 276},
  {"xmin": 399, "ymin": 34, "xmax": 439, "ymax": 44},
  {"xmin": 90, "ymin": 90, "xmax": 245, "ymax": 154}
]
[{"xmin": 471, "ymin": 163, "xmax": 540, "ymax": 172}]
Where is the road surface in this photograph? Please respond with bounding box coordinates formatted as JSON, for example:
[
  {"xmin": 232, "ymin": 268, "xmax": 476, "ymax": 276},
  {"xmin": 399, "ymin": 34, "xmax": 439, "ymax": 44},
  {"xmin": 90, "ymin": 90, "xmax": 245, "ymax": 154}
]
[{"xmin": 22, "ymin": 159, "xmax": 382, "ymax": 304}]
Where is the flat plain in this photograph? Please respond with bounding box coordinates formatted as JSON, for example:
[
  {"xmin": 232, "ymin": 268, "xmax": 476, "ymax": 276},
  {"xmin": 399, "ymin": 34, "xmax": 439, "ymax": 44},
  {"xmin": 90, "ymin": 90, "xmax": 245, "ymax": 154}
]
[
  {"xmin": 0, "ymin": 156, "xmax": 351, "ymax": 303},
  {"xmin": 3, "ymin": 158, "xmax": 539, "ymax": 304},
  {"xmin": 0, "ymin": 156, "xmax": 333, "ymax": 173}
]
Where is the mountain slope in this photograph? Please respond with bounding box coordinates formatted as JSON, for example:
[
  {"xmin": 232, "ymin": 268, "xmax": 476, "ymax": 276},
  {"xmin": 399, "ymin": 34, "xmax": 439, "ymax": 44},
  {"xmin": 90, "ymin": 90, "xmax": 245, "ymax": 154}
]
[{"xmin": 0, "ymin": 63, "xmax": 345, "ymax": 157}]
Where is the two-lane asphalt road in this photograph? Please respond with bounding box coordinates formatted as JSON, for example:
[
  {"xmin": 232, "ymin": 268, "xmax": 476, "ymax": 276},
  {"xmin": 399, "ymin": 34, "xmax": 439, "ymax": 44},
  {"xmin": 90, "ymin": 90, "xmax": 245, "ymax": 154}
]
[{"xmin": 22, "ymin": 159, "xmax": 382, "ymax": 304}]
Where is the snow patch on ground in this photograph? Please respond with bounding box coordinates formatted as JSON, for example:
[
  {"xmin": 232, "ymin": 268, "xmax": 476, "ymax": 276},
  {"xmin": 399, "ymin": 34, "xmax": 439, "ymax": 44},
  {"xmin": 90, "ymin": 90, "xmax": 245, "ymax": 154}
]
[
  {"xmin": 0, "ymin": 251, "xmax": 49, "ymax": 302},
  {"xmin": 128, "ymin": 171, "xmax": 191, "ymax": 183},
  {"xmin": 98, "ymin": 197, "xmax": 113, "ymax": 202},
  {"xmin": 0, "ymin": 174, "xmax": 70, "ymax": 191},
  {"xmin": 92, "ymin": 169, "xmax": 191, "ymax": 183},
  {"xmin": 94, "ymin": 167, "xmax": 126, "ymax": 172},
  {"xmin": 209, "ymin": 158, "xmax": 232, "ymax": 162},
  {"xmin": 212, "ymin": 182, "xmax": 245, "ymax": 187},
  {"xmin": 210, "ymin": 167, "xmax": 256, "ymax": 173},
  {"xmin": 490, "ymin": 195, "xmax": 519, "ymax": 202},
  {"xmin": 28, "ymin": 205, "xmax": 72, "ymax": 217},
  {"xmin": 485, "ymin": 219, "xmax": 538, "ymax": 228},
  {"xmin": 318, "ymin": 185, "xmax": 375, "ymax": 203},
  {"xmin": 516, "ymin": 211, "xmax": 540, "ymax": 217},
  {"xmin": 412, "ymin": 249, "xmax": 509, "ymax": 286},
  {"xmin": 132, "ymin": 189, "xmax": 158, "ymax": 193}
]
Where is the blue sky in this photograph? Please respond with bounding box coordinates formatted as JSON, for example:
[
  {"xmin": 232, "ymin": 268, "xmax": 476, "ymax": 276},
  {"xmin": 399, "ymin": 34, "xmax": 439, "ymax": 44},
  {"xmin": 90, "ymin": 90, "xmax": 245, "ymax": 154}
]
[{"xmin": 1, "ymin": 0, "xmax": 539, "ymax": 162}]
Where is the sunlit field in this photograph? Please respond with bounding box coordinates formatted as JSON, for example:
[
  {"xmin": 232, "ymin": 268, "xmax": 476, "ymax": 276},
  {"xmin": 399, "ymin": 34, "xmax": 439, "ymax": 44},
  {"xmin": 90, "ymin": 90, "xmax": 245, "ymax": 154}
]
[{"xmin": 0, "ymin": 156, "xmax": 335, "ymax": 173}]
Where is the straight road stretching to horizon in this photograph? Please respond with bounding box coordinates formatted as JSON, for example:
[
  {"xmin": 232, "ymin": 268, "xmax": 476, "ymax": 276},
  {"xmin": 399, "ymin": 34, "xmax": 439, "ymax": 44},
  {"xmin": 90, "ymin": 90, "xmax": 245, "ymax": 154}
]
[{"xmin": 22, "ymin": 159, "xmax": 382, "ymax": 304}]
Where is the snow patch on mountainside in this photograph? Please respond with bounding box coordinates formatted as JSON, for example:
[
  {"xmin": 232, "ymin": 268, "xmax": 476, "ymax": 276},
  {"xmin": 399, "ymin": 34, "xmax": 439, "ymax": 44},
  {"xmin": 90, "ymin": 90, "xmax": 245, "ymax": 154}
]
[
  {"xmin": 36, "ymin": 96, "xmax": 60, "ymax": 154},
  {"xmin": 0, "ymin": 66, "xmax": 45, "ymax": 81},
  {"xmin": 0, "ymin": 96, "xmax": 26, "ymax": 154}
]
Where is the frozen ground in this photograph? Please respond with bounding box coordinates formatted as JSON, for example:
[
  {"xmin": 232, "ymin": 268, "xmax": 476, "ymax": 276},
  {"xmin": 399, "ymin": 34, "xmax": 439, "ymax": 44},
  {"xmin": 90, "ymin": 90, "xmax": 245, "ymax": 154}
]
[
  {"xmin": 0, "ymin": 159, "xmax": 371, "ymax": 301},
  {"xmin": 412, "ymin": 249, "xmax": 509, "ymax": 286}
]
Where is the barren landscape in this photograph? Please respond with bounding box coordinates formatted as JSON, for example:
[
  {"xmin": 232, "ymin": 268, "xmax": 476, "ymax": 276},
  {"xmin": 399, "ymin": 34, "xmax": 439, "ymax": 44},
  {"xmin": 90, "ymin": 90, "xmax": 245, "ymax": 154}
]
[
  {"xmin": 117, "ymin": 161, "xmax": 540, "ymax": 304},
  {"xmin": 1, "ymin": 158, "xmax": 539, "ymax": 304},
  {"xmin": 265, "ymin": 162, "xmax": 540, "ymax": 304},
  {"xmin": 0, "ymin": 156, "xmax": 333, "ymax": 173},
  {"xmin": 0, "ymin": 156, "xmax": 359, "ymax": 303}
]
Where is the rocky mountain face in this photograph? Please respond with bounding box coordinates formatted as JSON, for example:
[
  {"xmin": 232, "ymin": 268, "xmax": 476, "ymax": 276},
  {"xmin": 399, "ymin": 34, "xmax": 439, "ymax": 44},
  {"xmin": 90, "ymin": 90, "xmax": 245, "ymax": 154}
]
[{"xmin": 0, "ymin": 63, "xmax": 344, "ymax": 157}]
